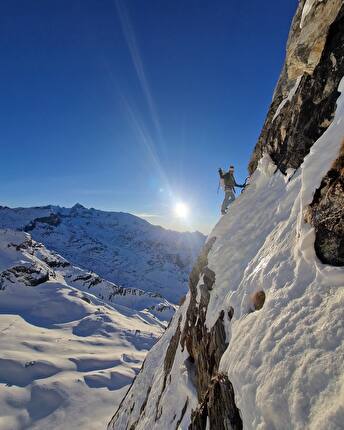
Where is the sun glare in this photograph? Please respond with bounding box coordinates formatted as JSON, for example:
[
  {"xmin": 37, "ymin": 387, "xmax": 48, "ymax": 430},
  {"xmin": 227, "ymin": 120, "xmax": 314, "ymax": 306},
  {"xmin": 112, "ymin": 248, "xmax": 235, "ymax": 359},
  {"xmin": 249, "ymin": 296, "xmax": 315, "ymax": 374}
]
[{"xmin": 174, "ymin": 202, "xmax": 189, "ymax": 219}]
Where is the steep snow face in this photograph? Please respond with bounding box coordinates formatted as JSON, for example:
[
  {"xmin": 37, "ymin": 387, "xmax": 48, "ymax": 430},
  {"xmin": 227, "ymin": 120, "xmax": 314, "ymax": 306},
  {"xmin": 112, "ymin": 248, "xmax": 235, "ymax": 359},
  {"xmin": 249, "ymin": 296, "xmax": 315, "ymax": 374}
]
[
  {"xmin": 109, "ymin": 79, "xmax": 344, "ymax": 429},
  {"xmin": 0, "ymin": 229, "xmax": 165, "ymax": 430},
  {"xmin": 0, "ymin": 206, "xmax": 205, "ymax": 304}
]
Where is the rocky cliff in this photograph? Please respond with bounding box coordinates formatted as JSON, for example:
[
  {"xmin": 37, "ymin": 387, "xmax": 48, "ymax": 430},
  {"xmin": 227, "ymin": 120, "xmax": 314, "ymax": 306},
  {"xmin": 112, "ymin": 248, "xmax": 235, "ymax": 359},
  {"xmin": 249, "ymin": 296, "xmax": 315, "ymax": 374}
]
[{"xmin": 108, "ymin": 1, "xmax": 344, "ymax": 429}]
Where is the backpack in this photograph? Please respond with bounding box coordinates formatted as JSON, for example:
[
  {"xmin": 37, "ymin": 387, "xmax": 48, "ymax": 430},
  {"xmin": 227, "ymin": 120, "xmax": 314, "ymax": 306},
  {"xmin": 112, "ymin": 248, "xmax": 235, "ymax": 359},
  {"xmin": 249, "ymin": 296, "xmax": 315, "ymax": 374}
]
[{"xmin": 223, "ymin": 172, "xmax": 235, "ymax": 189}]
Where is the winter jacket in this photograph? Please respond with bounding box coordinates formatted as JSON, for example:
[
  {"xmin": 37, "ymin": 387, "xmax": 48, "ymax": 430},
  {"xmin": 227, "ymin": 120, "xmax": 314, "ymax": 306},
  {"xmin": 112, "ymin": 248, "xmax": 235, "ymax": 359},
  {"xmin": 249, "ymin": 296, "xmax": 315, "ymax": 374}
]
[{"xmin": 219, "ymin": 169, "xmax": 242, "ymax": 190}]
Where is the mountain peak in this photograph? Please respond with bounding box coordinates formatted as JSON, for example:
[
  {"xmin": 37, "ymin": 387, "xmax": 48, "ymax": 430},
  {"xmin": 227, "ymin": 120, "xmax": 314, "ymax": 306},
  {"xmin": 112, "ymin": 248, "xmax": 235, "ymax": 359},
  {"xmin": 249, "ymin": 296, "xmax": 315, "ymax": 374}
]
[{"xmin": 72, "ymin": 203, "xmax": 86, "ymax": 210}]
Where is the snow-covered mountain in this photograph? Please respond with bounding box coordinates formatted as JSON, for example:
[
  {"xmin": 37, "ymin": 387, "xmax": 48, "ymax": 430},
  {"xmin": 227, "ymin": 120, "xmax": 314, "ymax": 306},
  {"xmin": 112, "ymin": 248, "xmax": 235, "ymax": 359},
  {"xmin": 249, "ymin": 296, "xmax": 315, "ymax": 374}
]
[
  {"xmin": 109, "ymin": 2, "xmax": 344, "ymax": 429},
  {"xmin": 0, "ymin": 205, "xmax": 205, "ymax": 304},
  {"xmin": 0, "ymin": 228, "xmax": 167, "ymax": 430}
]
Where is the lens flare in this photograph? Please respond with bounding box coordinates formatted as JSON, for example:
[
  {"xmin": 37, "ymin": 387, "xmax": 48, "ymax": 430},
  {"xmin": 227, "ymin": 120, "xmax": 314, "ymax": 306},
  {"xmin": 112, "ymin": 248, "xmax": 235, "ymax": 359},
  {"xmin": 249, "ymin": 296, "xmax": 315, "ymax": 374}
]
[{"xmin": 174, "ymin": 202, "xmax": 189, "ymax": 218}]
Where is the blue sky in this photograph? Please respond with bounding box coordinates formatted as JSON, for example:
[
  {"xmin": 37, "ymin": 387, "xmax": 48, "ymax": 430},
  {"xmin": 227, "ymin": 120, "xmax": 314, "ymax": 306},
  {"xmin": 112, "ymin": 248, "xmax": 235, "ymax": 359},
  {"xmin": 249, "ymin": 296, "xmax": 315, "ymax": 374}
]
[{"xmin": 1, "ymin": 0, "xmax": 297, "ymax": 233}]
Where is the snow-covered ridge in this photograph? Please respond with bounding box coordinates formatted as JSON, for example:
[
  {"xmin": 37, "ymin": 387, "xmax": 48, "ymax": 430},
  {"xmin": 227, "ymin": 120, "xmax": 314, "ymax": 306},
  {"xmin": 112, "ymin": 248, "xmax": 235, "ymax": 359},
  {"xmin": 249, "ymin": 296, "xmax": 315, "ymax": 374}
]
[
  {"xmin": 0, "ymin": 205, "xmax": 205, "ymax": 304},
  {"xmin": 0, "ymin": 228, "xmax": 167, "ymax": 430}
]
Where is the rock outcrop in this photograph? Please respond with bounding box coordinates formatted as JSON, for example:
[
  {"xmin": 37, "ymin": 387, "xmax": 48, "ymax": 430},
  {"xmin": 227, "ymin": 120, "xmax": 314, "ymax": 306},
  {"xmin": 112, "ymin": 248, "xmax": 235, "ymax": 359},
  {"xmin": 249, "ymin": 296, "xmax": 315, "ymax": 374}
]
[
  {"xmin": 305, "ymin": 139, "xmax": 344, "ymax": 265},
  {"xmin": 180, "ymin": 237, "xmax": 242, "ymax": 429},
  {"xmin": 249, "ymin": 0, "xmax": 344, "ymax": 175}
]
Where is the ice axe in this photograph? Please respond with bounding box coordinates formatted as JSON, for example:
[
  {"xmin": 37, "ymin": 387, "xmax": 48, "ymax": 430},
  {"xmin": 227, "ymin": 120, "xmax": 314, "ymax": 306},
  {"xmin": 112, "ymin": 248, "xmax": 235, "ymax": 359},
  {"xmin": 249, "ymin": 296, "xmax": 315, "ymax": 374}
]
[
  {"xmin": 217, "ymin": 167, "xmax": 223, "ymax": 195},
  {"xmin": 241, "ymin": 177, "xmax": 250, "ymax": 194}
]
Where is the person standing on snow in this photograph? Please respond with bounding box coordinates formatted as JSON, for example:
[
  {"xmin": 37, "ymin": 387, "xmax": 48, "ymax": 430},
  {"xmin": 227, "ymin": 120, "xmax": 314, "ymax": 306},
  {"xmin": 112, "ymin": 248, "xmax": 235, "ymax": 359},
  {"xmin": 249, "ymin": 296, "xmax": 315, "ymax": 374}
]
[{"xmin": 218, "ymin": 165, "xmax": 244, "ymax": 215}]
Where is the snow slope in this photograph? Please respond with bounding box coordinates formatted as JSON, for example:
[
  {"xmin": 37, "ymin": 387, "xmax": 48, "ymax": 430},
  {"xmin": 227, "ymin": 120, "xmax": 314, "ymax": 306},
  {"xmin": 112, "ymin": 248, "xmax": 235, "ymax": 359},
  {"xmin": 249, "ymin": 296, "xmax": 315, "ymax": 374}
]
[
  {"xmin": 0, "ymin": 205, "xmax": 205, "ymax": 304},
  {"xmin": 0, "ymin": 229, "xmax": 165, "ymax": 430},
  {"xmin": 109, "ymin": 78, "xmax": 344, "ymax": 429}
]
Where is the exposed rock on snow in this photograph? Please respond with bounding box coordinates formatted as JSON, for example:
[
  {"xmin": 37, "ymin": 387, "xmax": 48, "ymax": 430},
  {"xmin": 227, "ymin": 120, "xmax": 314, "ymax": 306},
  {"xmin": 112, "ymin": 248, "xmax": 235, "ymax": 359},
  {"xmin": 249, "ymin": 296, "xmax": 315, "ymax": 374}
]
[
  {"xmin": 190, "ymin": 374, "xmax": 242, "ymax": 430},
  {"xmin": 0, "ymin": 205, "xmax": 205, "ymax": 304},
  {"xmin": 0, "ymin": 229, "xmax": 166, "ymax": 430},
  {"xmin": 179, "ymin": 237, "xmax": 241, "ymax": 430},
  {"xmin": 249, "ymin": 290, "xmax": 266, "ymax": 311},
  {"xmin": 305, "ymin": 139, "xmax": 344, "ymax": 265},
  {"xmin": 109, "ymin": 1, "xmax": 344, "ymax": 429}
]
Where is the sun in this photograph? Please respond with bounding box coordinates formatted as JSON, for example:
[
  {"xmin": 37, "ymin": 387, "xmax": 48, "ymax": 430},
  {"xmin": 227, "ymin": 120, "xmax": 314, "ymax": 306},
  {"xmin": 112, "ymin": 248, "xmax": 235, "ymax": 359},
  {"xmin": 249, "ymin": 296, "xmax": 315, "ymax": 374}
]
[{"xmin": 174, "ymin": 202, "xmax": 189, "ymax": 219}]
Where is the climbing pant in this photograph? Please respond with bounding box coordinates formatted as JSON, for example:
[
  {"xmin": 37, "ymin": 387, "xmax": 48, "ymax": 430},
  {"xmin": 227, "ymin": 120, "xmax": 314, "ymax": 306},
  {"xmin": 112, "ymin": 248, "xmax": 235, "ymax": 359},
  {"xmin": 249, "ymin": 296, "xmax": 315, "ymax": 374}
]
[{"xmin": 221, "ymin": 189, "xmax": 235, "ymax": 213}]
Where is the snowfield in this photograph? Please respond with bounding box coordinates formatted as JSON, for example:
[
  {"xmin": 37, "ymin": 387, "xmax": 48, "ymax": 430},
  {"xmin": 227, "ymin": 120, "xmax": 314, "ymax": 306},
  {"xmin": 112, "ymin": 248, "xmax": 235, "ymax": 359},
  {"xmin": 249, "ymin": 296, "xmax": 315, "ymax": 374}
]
[
  {"xmin": 109, "ymin": 78, "xmax": 344, "ymax": 429},
  {"xmin": 0, "ymin": 229, "xmax": 165, "ymax": 430}
]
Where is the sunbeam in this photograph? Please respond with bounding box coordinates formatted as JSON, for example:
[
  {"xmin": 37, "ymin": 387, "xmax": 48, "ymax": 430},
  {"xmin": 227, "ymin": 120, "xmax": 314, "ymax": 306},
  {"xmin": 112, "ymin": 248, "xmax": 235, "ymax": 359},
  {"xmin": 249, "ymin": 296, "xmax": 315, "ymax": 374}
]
[{"xmin": 115, "ymin": 0, "xmax": 163, "ymax": 143}]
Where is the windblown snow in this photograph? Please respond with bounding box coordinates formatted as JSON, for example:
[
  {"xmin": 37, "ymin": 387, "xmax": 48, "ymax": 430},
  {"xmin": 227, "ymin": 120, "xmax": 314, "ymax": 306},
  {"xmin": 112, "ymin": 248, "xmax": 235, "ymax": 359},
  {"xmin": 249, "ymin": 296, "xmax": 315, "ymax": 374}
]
[
  {"xmin": 109, "ymin": 78, "xmax": 344, "ymax": 429},
  {"xmin": 0, "ymin": 230, "xmax": 166, "ymax": 430}
]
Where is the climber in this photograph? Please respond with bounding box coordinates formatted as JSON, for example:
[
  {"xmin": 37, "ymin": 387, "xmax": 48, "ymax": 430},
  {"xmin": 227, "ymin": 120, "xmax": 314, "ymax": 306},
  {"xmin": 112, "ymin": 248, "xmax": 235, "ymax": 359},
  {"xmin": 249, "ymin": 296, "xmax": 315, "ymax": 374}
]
[{"xmin": 218, "ymin": 165, "xmax": 244, "ymax": 215}]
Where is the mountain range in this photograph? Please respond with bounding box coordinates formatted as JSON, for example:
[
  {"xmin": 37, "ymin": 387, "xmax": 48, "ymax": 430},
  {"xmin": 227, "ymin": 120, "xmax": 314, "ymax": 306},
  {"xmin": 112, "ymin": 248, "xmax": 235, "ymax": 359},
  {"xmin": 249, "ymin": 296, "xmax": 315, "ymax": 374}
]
[{"xmin": 0, "ymin": 204, "xmax": 205, "ymax": 304}]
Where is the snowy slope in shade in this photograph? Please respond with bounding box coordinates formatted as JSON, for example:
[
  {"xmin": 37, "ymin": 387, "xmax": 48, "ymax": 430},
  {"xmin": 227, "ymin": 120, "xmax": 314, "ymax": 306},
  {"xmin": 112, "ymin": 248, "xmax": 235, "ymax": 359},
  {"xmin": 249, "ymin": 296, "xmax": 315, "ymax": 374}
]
[
  {"xmin": 0, "ymin": 229, "xmax": 165, "ymax": 430},
  {"xmin": 109, "ymin": 78, "xmax": 344, "ymax": 429},
  {"xmin": 0, "ymin": 206, "xmax": 205, "ymax": 304},
  {"xmin": 33, "ymin": 241, "xmax": 176, "ymax": 324}
]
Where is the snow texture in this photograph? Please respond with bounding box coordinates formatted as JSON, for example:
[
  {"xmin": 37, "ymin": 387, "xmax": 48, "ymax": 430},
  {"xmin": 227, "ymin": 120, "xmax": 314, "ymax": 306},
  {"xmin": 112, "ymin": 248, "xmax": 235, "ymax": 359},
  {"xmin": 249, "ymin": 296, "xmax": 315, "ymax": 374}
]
[
  {"xmin": 0, "ymin": 229, "xmax": 164, "ymax": 430},
  {"xmin": 111, "ymin": 78, "xmax": 344, "ymax": 429},
  {"xmin": 0, "ymin": 206, "xmax": 205, "ymax": 304}
]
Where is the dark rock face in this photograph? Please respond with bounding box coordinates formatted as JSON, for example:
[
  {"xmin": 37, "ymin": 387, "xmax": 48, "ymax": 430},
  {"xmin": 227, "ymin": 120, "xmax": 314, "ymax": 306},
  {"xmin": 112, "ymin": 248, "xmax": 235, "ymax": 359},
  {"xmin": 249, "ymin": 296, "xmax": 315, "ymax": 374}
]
[
  {"xmin": 249, "ymin": 2, "xmax": 344, "ymax": 174},
  {"xmin": 72, "ymin": 273, "xmax": 102, "ymax": 287},
  {"xmin": 305, "ymin": 140, "xmax": 344, "ymax": 266},
  {"xmin": 180, "ymin": 236, "xmax": 242, "ymax": 430},
  {"xmin": 190, "ymin": 374, "xmax": 242, "ymax": 430},
  {"xmin": 0, "ymin": 265, "xmax": 49, "ymax": 289},
  {"xmin": 164, "ymin": 318, "xmax": 182, "ymax": 375},
  {"xmin": 24, "ymin": 213, "xmax": 61, "ymax": 232}
]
